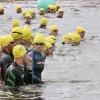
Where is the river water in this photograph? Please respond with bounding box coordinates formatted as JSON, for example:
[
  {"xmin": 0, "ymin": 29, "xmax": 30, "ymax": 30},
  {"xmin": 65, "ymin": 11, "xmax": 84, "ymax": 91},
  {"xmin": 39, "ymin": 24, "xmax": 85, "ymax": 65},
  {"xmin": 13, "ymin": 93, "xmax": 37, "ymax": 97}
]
[{"xmin": 0, "ymin": 0, "xmax": 100, "ymax": 100}]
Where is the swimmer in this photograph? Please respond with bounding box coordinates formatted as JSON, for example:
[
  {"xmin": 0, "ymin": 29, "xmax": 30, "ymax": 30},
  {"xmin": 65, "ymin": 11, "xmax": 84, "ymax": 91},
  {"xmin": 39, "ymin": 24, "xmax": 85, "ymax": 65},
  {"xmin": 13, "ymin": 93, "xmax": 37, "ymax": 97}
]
[
  {"xmin": 28, "ymin": 9, "xmax": 35, "ymax": 19},
  {"xmin": 25, "ymin": 13, "xmax": 32, "ymax": 24},
  {"xmin": 56, "ymin": 4, "xmax": 60, "ymax": 11},
  {"xmin": 27, "ymin": 34, "xmax": 46, "ymax": 82},
  {"xmin": 76, "ymin": 26, "xmax": 85, "ymax": 38},
  {"xmin": 71, "ymin": 33, "xmax": 81, "ymax": 46},
  {"xmin": 11, "ymin": 27, "xmax": 23, "ymax": 46},
  {"xmin": 39, "ymin": 8, "xmax": 45, "ymax": 15},
  {"xmin": 40, "ymin": 17, "xmax": 47, "ymax": 28},
  {"xmin": 12, "ymin": 20, "xmax": 20, "ymax": 28},
  {"xmin": 61, "ymin": 32, "xmax": 74, "ymax": 44},
  {"xmin": 57, "ymin": 8, "xmax": 64, "ymax": 18},
  {"xmin": 5, "ymin": 45, "xmax": 33, "ymax": 87},
  {"xmin": 0, "ymin": 35, "xmax": 14, "ymax": 81},
  {"xmin": 20, "ymin": 28, "xmax": 32, "ymax": 52},
  {"xmin": 45, "ymin": 37, "xmax": 55, "ymax": 51},
  {"xmin": 16, "ymin": 5, "xmax": 22, "ymax": 13},
  {"xmin": 43, "ymin": 42, "xmax": 53, "ymax": 56},
  {"xmin": 49, "ymin": 25, "xmax": 58, "ymax": 36},
  {"xmin": 0, "ymin": 6, "xmax": 4, "ymax": 15}
]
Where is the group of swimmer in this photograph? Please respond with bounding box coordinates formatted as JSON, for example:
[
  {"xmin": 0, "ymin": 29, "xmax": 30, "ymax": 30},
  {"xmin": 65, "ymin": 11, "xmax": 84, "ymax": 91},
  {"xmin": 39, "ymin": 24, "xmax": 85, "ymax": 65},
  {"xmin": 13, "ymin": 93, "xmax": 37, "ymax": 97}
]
[{"xmin": 0, "ymin": 3, "xmax": 85, "ymax": 87}]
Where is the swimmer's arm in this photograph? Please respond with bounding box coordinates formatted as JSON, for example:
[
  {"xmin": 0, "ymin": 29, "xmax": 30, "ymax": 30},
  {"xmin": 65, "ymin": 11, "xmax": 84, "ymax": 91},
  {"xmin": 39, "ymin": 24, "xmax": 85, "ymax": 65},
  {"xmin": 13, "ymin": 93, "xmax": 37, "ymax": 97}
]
[
  {"xmin": 33, "ymin": 75, "xmax": 44, "ymax": 84},
  {"xmin": 5, "ymin": 67, "xmax": 16, "ymax": 87}
]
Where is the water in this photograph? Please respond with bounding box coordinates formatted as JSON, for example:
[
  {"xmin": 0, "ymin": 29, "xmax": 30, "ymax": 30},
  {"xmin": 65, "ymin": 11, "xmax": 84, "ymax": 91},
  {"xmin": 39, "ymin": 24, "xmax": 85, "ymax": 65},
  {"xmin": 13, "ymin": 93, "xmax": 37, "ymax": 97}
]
[{"xmin": 0, "ymin": 0, "xmax": 100, "ymax": 99}]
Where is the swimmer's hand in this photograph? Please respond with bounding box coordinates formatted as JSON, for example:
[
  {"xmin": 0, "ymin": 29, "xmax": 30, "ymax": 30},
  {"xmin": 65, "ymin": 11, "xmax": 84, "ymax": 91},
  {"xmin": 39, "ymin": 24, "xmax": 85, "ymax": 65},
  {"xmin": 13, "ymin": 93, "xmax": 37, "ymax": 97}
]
[{"xmin": 26, "ymin": 56, "xmax": 33, "ymax": 70}]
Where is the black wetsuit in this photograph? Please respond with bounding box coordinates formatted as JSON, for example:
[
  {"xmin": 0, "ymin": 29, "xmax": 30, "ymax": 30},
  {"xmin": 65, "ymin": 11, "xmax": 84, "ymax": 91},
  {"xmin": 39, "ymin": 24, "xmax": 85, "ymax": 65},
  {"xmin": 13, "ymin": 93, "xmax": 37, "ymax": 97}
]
[
  {"xmin": 0, "ymin": 50, "xmax": 13, "ymax": 80},
  {"xmin": 20, "ymin": 43, "xmax": 43, "ymax": 84},
  {"xmin": 4, "ymin": 62, "xmax": 32, "ymax": 87},
  {"xmin": 27, "ymin": 50, "xmax": 46, "ymax": 80}
]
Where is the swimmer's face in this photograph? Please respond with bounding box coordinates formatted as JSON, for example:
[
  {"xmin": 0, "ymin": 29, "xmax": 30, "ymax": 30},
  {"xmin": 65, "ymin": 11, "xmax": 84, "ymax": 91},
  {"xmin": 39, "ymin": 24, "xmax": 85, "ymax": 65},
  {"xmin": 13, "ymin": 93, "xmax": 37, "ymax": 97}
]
[
  {"xmin": 24, "ymin": 38, "xmax": 32, "ymax": 47},
  {"xmin": 25, "ymin": 17, "xmax": 31, "ymax": 24},
  {"xmin": 34, "ymin": 43, "xmax": 44, "ymax": 53},
  {"xmin": 27, "ymin": 41, "xmax": 32, "ymax": 47},
  {"xmin": 52, "ymin": 9, "xmax": 56, "ymax": 13},
  {"xmin": 17, "ymin": 8, "xmax": 22, "ymax": 13},
  {"xmin": 66, "ymin": 38, "xmax": 72, "ymax": 44},
  {"xmin": 44, "ymin": 47, "xmax": 53, "ymax": 55},
  {"xmin": 7, "ymin": 41, "xmax": 14, "ymax": 52},
  {"xmin": 1, "ymin": 9, "xmax": 4, "ymax": 14},
  {"xmin": 50, "ymin": 9, "xmax": 53, "ymax": 13},
  {"xmin": 50, "ymin": 30, "xmax": 58, "ymax": 36},
  {"xmin": 39, "ymin": 10, "xmax": 44, "ymax": 15},
  {"xmin": 58, "ymin": 11, "xmax": 64, "ymax": 17},
  {"xmin": 50, "ymin": 9, "xmax": 56, "ymax": 13},
  {"xmin": 79, "ymin": 31, "xmax": 85, "ymax": 38},
  {"xmin": 31, "ymin": 13, "xmax": 35, "ymax": 18},
  {"xmin": 47, "ymin": 8, "xmax": 50, "ymax": 13}
]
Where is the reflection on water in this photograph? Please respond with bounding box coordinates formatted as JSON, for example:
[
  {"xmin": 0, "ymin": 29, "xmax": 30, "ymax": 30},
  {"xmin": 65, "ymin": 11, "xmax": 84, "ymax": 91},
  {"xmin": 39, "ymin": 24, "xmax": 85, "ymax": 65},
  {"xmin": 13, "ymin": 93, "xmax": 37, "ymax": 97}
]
[{"xmin": 0, "ymin": 0, "xmax": 100, "ymax": 99}]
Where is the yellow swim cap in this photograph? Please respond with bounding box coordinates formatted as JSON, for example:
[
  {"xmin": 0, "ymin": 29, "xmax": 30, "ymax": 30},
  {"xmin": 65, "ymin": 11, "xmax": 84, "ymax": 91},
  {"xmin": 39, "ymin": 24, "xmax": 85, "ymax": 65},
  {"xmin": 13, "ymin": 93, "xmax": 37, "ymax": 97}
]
[
  {"xmin": 0, "ymin": 6, "xmax": 3, "ymax": 11},
  {"xmin": 23, "ymin": 25, "xmax": 33, "ymax": 37},
  {"xmin": 12, "ymin": 27, "xmax": 23, "ymax": 40},
  {"xmin": 61, "ymin": 33, "xmax": 74, "ymax": 43},
  {"xmin": 58, "ymin": 8, "xmax": 64, "ymax": 12},
  {"xmin": 0, "ymin": 35, "xmax": 13, "ymax": 47},
  {"xmin": 16, "ymin": 5, "xmax": 21, "ymax": 10},
  {"xmin": 76, "ymin": 26, "xmax": 85, "ymax": 34},
  {"xmin": 12, "ymin": 20, "xmax": 19, "ymax": 28},
  {"xmin": 24, "ymin": 25, "xmax": 30, "ymax": 29},
  {"xmin": 61, "ymin": 34, "xmax": 68, "ymax": 43},
  {"xmin": 43, "ymin": 42, "xmax": 52, "ymax": 51},
  {"xmin": 71, "ymin": 33, "xmax": 81, "ymax": 43},
  {"xmin": 53, "ymin": 5, "xmax": 56, "ymax": 9},
  {"xmin": 47, "ymin": 5, "xmax": 52, "ymax": 8},
  {"xmin": 50, "ymin": 5, "xmax": 54, "ymax": 9},
  {"xmin": 22, "ymin": 10, "xmax": 28, "ymax": 17},
  {"xmin": 49, "ymin": 35, "xmax": 56, "ymax": 43},
  {"xmin": 36, "ymin": 33, "xmax": 45, "ymax": 38},
  {"xmin": 34, "ymin": 36, "xmax": 45, "ymax": 44},
  {"xmin": 13, "ymin": 45, "xmax": 27, "ymax": 58},
  {"xmin": 25, "ymin": 13, "xmax": 32, "ymax": 18},
  {"xmin": 50, "ymin": 25, "xmax": 58, "ymax": 31},
  {"xmin": 67, "ymin": 32, "xmax": 74, "ymax": 39},
  {"xmin": 28, "ymin": 9, "xmax": 35, "ymax": 14},
  {"xmin": 56, "ymin": 4, "xmax": 60, "ymax": 7},
  {"xmin": 22, "ymin": 28, "xmax": 32, "ymax": 40},
  {"xmin": 40, "ymin": 17, "xmax": 47, "ymax": 25},
  {"xmin": 45, "ymin": 37, "xmax": 55, "ymax": 44},
  {"xmin": 39, "ymin": 8, "xmax": 44, "ymax": 11}
]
